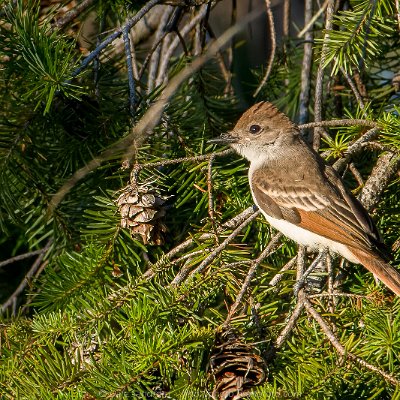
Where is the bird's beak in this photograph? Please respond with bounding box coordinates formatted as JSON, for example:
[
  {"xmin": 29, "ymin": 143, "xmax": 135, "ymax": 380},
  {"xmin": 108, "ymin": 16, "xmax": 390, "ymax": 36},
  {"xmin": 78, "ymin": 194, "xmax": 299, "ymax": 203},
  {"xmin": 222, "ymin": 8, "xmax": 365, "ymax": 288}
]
[{"xmin": 208, "ymin": 132, "xmax": 239, "ymax": 144}]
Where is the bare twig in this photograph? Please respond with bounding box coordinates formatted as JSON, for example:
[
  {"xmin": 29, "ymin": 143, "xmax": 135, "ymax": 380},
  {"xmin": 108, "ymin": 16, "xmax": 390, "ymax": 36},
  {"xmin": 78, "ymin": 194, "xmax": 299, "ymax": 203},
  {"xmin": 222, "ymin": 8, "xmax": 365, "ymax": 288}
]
[
  {"xmin": 303, "ymin": 297, "xmax": 400, "ymax": 385},
  {"xmin": 122, "ymin": 27, "xmax": 137, "ymax": 114},
  {"xmin": 0, "ymin": 249, "xmax": 46, "ymax": 269},
  {"xmin": 49, "ymin": 8, "xmax": 264, "ymax": 212},
  {"xmin": 359, "ymin": 152, "xmax": 400, "ymax": 212},
  {"xmin": 254, "ymin": 0, "xmax": 276, "ymax": 97},
  {"xmin": 143, "ymin": 206, "xmax": 257, "ymax": 279},
  {"xmin": 299, "ymin": 119, "xmax": 379, "ymax": 130},
  {"xmin": 274, "ymin": 299, "xmax": 305, "ymax": 349},
  {"xmin": 313, "ymin": 0, "xmax": 334, "ymax": 150},
  {"xmin": 297, "ymin": 0, "xmax": 329, "ymax": 38},
  {"xmin": 71, "ymin": 0, "xmax": 163, "ymax": 78},
  {"xmin": 207, "ymin": 154, "xmax": 218, "ymax": 238},
  {"xmin": 53, "ymin": 0, "xmax": 95, "ymax": 30},
  {"xmin": 307, "ymin": 292, "xmax": 367, "ymax": 300},
  {"xmin": 283, "ymin": 0, "xmax": 290, "ymax": 38},
  {"xmin": 268, "ymin": 255, "xmax": 297, "ymax": 286},
  {"xmin": 332, "ymin": 127, "xmax": 380, "ymax": 172},
  {"xmin": 205, "ymin": 23, "xmax": 233, "ymax": 94},
  {"xmin": 349, "ymin": 162, "xmax": 364, "ymax": 186},
  {"xmin": 171, "ymin": 210, "xmax": 261, "ymax": 286},
  {"xmin": 396, "ymin": 0, "xmax": 400, "ymax": 31},
  {"xmin": 293, "ymin": 249, "xmax": 328, "ymax": 295},
  {"xmin": 147, "ymin": 6, "xmax": 174, "ymax": 93},
  {"xmin": 155, "ymin": 5, "xmax": 208, "ymax": 87},
  {"xmin": 296, "ymin": 245, "xmax": 306, "ymax": 284},
  {"xmin": 340, "ymin": 67, "xmax": 365, "ymax": 112},
  {"xmin": 299, "ymin": 0, "xmax": 313, "ymax": 133},
  {"xmin": 1, "ymin": 241, "xmax": 52, "ymax": 314},
  {"xmin": 137, "ymin": 149, "xmax": 233, "ymax": 172},
  {"xmin": 224, "ymin": 233, "xmax": 282, "ymax": 325}
]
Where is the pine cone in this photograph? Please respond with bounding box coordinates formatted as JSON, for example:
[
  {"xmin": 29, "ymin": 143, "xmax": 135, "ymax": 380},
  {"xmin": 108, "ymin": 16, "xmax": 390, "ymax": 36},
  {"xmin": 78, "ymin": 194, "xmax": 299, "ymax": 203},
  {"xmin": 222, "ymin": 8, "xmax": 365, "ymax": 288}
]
[
  {"xmin": 209, "ymin": 329, "xmax": 267, "ymax": 400},
  {"xmin": 116, "ymin": 180, "xmax": 168, "ymax": 245}
]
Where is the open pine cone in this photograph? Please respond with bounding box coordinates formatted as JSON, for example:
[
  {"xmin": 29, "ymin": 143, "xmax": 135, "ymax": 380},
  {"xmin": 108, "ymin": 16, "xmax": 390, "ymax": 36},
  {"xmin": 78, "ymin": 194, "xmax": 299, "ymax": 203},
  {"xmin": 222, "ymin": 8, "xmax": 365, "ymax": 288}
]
[
  {"xmin": 209, "ymin": 329, "xmax": 267, "ymax": 400},
  {"xmin": 116, "ymin": 180, "xmax": 168, "ymax": 245}
]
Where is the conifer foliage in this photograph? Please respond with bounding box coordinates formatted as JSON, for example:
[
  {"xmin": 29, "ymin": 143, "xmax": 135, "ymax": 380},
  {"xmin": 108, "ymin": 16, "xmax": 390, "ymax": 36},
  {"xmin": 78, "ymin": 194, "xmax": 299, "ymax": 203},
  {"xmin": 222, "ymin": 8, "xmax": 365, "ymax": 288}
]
[{"xmin": 1, "ymin": 0, "xmax": 400, "ymax": 398}]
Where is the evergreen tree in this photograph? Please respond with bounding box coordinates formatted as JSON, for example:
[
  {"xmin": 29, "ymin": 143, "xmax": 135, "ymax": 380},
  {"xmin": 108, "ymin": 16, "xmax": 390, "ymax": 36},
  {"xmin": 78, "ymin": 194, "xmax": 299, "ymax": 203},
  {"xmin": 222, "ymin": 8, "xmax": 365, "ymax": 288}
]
[{"xmin": 0, "ymin": 0, "xmax": 400, "ymax": 399}]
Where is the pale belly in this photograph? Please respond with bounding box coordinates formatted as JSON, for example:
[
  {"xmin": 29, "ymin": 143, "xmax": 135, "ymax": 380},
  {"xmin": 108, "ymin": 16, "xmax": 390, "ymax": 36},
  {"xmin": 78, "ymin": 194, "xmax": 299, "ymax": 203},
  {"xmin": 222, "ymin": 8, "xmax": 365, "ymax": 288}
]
[{"xmin": 260, "ymin": 211, "xmax": 359, "ymax": 264}]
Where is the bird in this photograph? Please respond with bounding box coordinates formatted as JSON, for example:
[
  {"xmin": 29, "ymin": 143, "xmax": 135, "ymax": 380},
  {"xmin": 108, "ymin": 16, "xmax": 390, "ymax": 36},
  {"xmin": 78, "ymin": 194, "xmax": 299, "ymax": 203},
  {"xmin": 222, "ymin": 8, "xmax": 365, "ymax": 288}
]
[{"xmin": 210, "ymin": 101, "xmax": 400, "ymax": 295}]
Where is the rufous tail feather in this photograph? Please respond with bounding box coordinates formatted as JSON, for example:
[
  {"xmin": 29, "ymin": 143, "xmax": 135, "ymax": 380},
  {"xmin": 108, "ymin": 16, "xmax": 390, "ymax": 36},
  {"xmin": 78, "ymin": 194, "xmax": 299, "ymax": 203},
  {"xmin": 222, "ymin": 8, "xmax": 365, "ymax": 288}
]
[{"xmin": 349, "ymin": 247, "xmax": 400, "ymax": 296}]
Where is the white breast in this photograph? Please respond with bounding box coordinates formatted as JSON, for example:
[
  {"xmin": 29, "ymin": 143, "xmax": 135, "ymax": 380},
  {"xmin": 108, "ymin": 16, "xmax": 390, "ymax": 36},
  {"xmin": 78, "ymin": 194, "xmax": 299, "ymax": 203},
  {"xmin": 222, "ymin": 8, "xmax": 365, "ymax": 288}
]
[
  {"xmin": 248, "ymin": 167, "xmax": 358, "ymax": 264},
  {"xmin": 259, "ymin": 211, "xmax": 358, "ymax": 263}
]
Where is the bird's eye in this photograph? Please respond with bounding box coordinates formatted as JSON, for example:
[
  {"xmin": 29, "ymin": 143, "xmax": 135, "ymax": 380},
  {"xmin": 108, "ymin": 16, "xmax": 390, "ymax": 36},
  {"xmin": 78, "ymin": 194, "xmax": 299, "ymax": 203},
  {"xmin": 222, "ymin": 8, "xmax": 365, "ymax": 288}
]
[{"xmin": 249, "ymin": 124, "xmax": 261, "ymax": 134}]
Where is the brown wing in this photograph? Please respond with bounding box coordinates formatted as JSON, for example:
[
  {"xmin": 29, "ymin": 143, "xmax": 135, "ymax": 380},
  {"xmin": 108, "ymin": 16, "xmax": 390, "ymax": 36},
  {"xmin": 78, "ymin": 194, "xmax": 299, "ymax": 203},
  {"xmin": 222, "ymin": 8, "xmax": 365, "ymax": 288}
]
[{"xmin": 251, "ymin": 159, "xmax": 382, "ymax": 253}]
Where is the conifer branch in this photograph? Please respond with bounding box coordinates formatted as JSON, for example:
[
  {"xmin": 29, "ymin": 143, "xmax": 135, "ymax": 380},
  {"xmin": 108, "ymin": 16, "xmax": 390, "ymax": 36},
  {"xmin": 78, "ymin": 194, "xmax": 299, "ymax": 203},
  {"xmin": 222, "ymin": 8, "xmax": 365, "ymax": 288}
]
[
  {"xmin": 224, "ymin": 233, "xmax": 282, "ymax": 325},
  {"xmin": 253, "ymin": 0, "xmax": 276, "ymax": 97},
  {"xmin": 155, "ymin": 5, "xmax": 208, "ymax": 87},
  {"xmin": 49, "ymin": 9, "xmax": 264, "ymax": 212},
  {"xmin": 274, "ymin": 299, "xmax": 305, "ymax": 350},
  {"xmin": 0, "ymin": 248, "xmax": 46, "ymax": 269},
  {"xmin": 71, "ymin": 0, "xmax": 164, "ymax": 78},
  {"xmin": 299, "ymin": 0, "xmax": 313, "ymax": 130},
  {"xmin": 122, "ymin": 27, "xmax": 137, "ymax": 114},
  {"xmin": 268, "ymin": 256, "xmax": 297, "ymax": 286},
  {"xmin": 1, "ymin": 240, "xmax": 52, "ymax": 314},
  {"xmin": 313, "ymin": 0, "xmax": 335, "ymax": 150},
  {"xmin": 340, "ymin": 67, "xmax": 366, "ymax": 112},
  {"xmin": 53, "ymin": 0, "xmax": 95, "ymax": 30},
  {"xmin": 359, "ymin": 151, "xmax": 400, "ymax": 211},
  {"xmin": 171, "ymin": 210, "xmax": 261, "ymax": 286},
  {"xmin": 303, "ymin": 296, "xmax": 400, "ymax": 386},
  {"xmin": 143, "ymin": 206, "xmax": 256, "ymax": 279},
  {"xmin": 298, "ymin": 119, "xmax": 380, "ymax": 130}
]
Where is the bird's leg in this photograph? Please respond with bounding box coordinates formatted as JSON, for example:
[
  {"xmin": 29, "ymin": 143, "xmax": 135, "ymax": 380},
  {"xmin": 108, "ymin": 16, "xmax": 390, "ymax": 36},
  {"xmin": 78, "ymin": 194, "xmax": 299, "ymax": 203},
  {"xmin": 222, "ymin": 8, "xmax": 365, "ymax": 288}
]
[{"xmin": 294, "ymin": 248, "xmax": 328, "ymax": 296}]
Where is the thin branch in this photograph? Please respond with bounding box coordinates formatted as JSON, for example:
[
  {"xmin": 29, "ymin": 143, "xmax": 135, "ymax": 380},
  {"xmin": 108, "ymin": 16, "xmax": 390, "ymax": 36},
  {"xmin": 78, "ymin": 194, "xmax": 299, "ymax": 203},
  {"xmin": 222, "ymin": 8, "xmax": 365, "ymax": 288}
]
[
  {"xmin": 340, "ymin": 66, "xmax": 365, "ymax": 112},
  {"xmin": 143, "ymin": 206, "xmax": 257, "ymax": 279},
  {"xmin": 207, "ymin": 153, "xmax": 218, "ymax": 238},
  {"xmin": 396, "ymin": 0, "xmax": 400, "ymax": 31},
  {"xmin": 268, "ymin": 255, "xmax": 297, "ymax": 286},
  {"xmin": 332, "ymin": 127, "xmax": 380, "ymax": 172},
  {"xmin": 254, "ymin": 0, "xmax": 276, "ymax": 97},
  {"xmin": 297, "ymin": 0, "xmax": 329, "ymax": 38},
  {"xmin": 283, "ymin": 0, "xmax": 290, "ymax": 38},
  {"xmin": 313, "ymin": 0, "xmax": 334, "ymax": 150},
  {"xmin": 171, "ymin": 210, "xmax": 261, "ymax": 286},
  {"xmin": 303, "ymin": 297, "xmax": 400, "ymax": 386},
  {"xmin": 298, "ymin": 119, "xmax": 380, "ymax": 130},
  {"xmin": 138, "ymin": 149, "xmax": 233, "ymax": 170},
  {"xmin": 53, "ymin": 0, "xmax": 95, "ymax": 30},
  {"xmin": 224, "ymin": 233, "xmax": 282, "ymax": 325},
  {"xmin": 349, "ymin": 162, "xmax": 364, "ymax": 186},
  {"xmin": 299, "ymin": 0, "xmax": 314, "ymax": 133},
  {"xmin": 49, "ymin": 8, "xmax": 264, "ymax": 212},
  {"xmin": 122, "ymin": 27, "xmax": 137, "ymax": 114},
  {"xmin": 155, "ymin": 5, "xmax": 208, "ymax": 87},
  {"xmin": 205, "ymin": 23, "xmax": 233, "ymax": 94},
  {"xmin": 274, "ymin": 299, "xmax": 305, "ymax": 349},
  {"xmin": 71, "ymin": 0, "xmax": 163, "ymax": 78},
  {"xmin": 1, "ymin": 241, "xmax": 52, "ymax": 315},
  {"xmin": 293, "ymin": 249, "xmax": 328, "ymax": 295},
  {"xmin": 0, "ymin": 249, "xmax": 46, "ymax": 269},
  {"xmin": 147, "ymin": 6, "xmax": 174, "ymax": 93},
  {"xmin": 359, "ymin": 152, "xmax": 400, "ymax": 212},
  {"xmin": 307, "ymin": 293, "xmax": 367, "ymax": 300}
]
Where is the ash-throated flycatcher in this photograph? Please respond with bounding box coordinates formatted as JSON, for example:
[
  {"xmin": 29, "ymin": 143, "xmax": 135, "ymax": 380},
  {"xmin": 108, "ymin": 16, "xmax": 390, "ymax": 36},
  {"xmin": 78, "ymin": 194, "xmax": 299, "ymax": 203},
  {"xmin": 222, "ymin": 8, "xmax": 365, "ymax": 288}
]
[{"xmin": 210, "ymin": 102, "xmax": 400, "ymax": 295}]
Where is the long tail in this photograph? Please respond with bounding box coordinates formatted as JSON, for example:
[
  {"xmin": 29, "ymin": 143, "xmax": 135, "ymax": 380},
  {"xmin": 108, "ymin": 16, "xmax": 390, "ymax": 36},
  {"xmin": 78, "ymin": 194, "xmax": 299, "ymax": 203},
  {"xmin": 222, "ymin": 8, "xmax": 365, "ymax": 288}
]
[{"xmin": 349, "ymin": 248, "xmax": 400, "ymax": 296}]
